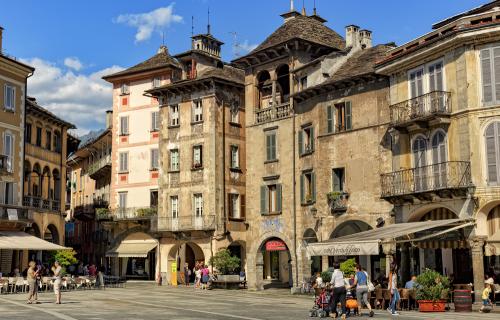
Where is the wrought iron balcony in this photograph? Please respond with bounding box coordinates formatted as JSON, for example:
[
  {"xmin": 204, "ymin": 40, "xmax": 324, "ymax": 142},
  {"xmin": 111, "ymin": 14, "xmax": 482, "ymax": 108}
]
[
  {"xmin": 88, "ymin": 155, "xmax": 111, "ymax": 180},
  {"xmin": 327, "ymin": 191, "xmax": 349, "ymax": 213},
  {"xmin": 23, "ymin": 196, "xmax": 62, "ymax": 213},
  {"xmin": 113, "ymin": 206, "xmax": 158, "ymax": 221},
  {"xmin": 157, "ymin": 215, "xmax": 216, "ymax": 232},
  {"xmin": 254, "ymin": 102, "xmax": 292, "ymax": 124},
  {"xmin": 389, "ymin": 91, "xmax": 451, "ymax": 129},
  {"xmin": 0, "ymin": 204, "xmax": 31, "ymax": 221},
  {"xmin": 381, "ymin": 161, "xmax": 472, "ymax": 202}
]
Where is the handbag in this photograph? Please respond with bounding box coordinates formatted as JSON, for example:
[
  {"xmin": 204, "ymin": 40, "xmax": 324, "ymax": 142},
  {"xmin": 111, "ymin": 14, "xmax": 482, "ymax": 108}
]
[{"xmin": 365, "ymin": 271, "xmax": 375, "ymax": 292}]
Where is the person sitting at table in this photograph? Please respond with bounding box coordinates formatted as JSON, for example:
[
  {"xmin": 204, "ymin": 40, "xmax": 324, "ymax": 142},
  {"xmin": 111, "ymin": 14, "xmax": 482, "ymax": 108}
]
[{"xmin": 405, "ymin": 275, "xmax": 417, "ymax": 289}]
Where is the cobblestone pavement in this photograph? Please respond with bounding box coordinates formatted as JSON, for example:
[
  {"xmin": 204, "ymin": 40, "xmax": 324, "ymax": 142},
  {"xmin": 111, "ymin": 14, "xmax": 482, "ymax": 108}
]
[{"xmin": 0, "ymin": 283, "xmax": 498, "ymax": 320}]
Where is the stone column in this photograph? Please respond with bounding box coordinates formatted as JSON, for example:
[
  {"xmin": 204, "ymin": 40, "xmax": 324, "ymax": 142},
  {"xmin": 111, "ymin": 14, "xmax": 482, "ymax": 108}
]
[
  {"xmin": 322, "ymin": 255, "xmax": 329, "ymax": 272},
  {"xmin": 400, "ymin": 244, "xmax": 410, "ymax": 284},
  {"xmin": 382, "ymin": 240, "xmax": 396, "ymax": 277},
  {"xmin": 271, "ymin": 80, "xmax": 277, "ymax": 107},
  {"xmin": 469, "ymin": 237, "xmax": 486, "ymax": 304},
  {"xmin": 255, "ymin": 252, "xmax": 264, "ymax": 290}
]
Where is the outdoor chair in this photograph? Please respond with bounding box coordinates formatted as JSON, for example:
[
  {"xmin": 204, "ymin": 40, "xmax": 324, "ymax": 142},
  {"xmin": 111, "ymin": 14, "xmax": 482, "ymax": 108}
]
[
  {"xmin": 14, "ymin": 277, "xmax": 26, "ymax": 293},
  {"xmin": 41, "ymin": 277, "xmax": 51, "ymax": 292},
  {"xmin": 374, "ymin": 288, "xmax": 384, "ymax": 309},
  {"xmin": 383, "ymin": 289, "xmax": 392, "ymax": 309},
  {"xmin": 400, "ymin": 289, "xmax": 410, "ymax": 310},
  {"xmin": 74, "ymin": 277, "xmax": 84, "ymax": 290},
  {"xmin": 8, "ymin": 277, "xmax": 16, "ymax": 293},
  {"xmin": 0, "ymin": 278, "xmax": 9, "ymax": 294}
]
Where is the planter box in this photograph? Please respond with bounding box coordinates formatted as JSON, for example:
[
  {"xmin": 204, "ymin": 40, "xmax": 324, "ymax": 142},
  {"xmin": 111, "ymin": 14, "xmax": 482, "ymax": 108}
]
[
  {"xmin": 217, "ymin": 274, "xmax": 240, "ymax": 282},
  {"xmin": 418, "ymin": 300, "xmax": 446, "ymax": 312}
]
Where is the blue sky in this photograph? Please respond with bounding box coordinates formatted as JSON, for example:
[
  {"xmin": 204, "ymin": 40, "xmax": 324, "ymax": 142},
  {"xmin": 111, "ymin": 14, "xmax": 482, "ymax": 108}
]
[{"xmin": 0, "ymin": 0, "xmax": 486, "ymax": 134}]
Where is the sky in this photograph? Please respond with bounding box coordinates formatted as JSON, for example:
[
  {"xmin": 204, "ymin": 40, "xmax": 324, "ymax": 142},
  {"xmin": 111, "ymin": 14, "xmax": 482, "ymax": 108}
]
[{"xmin": 0, "ymin": 0, "xmax": 487, "ymax": 135}]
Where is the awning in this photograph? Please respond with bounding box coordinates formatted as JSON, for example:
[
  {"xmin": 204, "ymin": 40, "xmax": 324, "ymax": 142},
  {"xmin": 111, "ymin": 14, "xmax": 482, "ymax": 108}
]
[
  {"xmin": 105, "ymin": 239, "xmax": 158, "ymax": 258},
  {"xmin": 0, "ymin": 231, "xmax": 69, "ymax": 250},
  {"xmin": 305, "ymin": 219, "xmax": 474, "ymax": 257}
]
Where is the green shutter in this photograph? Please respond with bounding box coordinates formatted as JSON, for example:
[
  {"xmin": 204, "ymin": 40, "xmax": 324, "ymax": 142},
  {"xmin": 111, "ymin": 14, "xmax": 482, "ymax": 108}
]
[
  {"xmin": 327, "ymin": 105, "xmax": 333, "ymax": 133},
  {"xmin": 260, "ymin": 185, "xmax": 268, "ymax": 215},
  {"xmin": 298, "ymin": 131, "xmax": 304, "ymax": 155},
  {"xmin": 276, "ymin": 184, "xmax": 282, "ymax": 213},
  {"xmin": 300, "ymin": 174, "xmax": 305, "ymax": 204},
  {"xmin": 310, "ymin": 127, "xmax": 315, "ymax": 151},
  {"xmin": 271, "ymin": 134, "xmax": 276, "ymax": 160},
  {"xmin": 345, "ymin": 101, "xmax": 352, "ymax": 130},
  {"xmin": 266, "ymin": 135, "xmax": 271, "ymax": 161},
  {"xmin": 311, "ymin": 172, "xmax": 316, "ymax": 202}
]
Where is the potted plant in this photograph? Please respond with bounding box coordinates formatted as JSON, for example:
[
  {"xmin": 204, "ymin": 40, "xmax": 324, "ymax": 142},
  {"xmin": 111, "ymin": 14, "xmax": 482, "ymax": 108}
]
[
  {"xmin": 340, "ymin": 258, "xmax": 356, "ymax": 277},
  {"xmin": 209, "ymin": 249, "xmax": 241, "ymax": 282},
  {"xmin": 415, "ymin": 268, "xmax": 449, "ymax": 312}
]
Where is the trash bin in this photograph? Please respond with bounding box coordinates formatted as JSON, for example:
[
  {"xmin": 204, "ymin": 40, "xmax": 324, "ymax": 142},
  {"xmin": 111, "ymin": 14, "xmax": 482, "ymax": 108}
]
[{"xmin": 454, "ymin": 289, "xmax": 472, "ymax": 312}]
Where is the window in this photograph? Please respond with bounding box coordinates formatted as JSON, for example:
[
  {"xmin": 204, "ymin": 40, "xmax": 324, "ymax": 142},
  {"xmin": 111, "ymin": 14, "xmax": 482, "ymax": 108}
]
[
  {"xmin": 193, "ymin": 193, "xmax": 203, "ymax": 216},
  {"xmin": 228, "ymin": 193, "xmax": 245, "ymax": 220},
  {"xmin": 36, "ymin": 127, "xmax": 42, "ymax": 147},
  {"xmin": 4, "ymin": 84, "xmax": 15, "ymax": 111},
  {"xmin": 118, "ymin": 192, "xmax": 127, "ymax": 208},
  {"xmin": 170, "ymin": 105, "xmax": 179, "ymax": 126},
  {"xmin": 485, "ymin": 122, "xmax": 500, "ymax": 185},
  {"xmin": 413, "ymin": 136, "xmax": 428, "ymax": 191},
  {"xmin": 300, "ymin": 76, "xmax": 308, "ymax": 90},
  {"xmin": 230, "ymin": 106, "xmax": 239, "ymax": 123},
  {"xmin": 150, "ymin": 149, "xmax": 159, "ymax": 170},
  {"xmin": 192, "ymin": 100, "xmax": 203, "ymax": 122},
  {"xmin": 192, "ymin": 145, "xmax": 202, "ymax": 168},
  {"xmin": 170, "ymin": 149, "xmax": 179, "ymax": 171},
  {"xmin": 230, "ymin": 145, "xmax": 239, "ymax": 168},
  {"xmin": 54, "ymin": 132, "xmax": 61, "ymax": 153},
  {"xmin": 152, "ymin": 77, "xmax": 161, "ymax": 88},
  {"xmin": 171, "ymin": 196, "xmax": 179, "ymax": 218},
  {"xmin": 119, "ymin": 152, "xmax": 128, "ymax": 172},
  {"xmin": 151, "ymin": 111, "xmax": 160, "ymax": 131},
  {"xmin": 428, "ymin": 62, "xmax": 443, "ymax": 92},
  {"xmin": 3, "ymin": 133, "xmax": 13, "ymax": 173},
  {"xmin": 25, "ymin": 123, "xmax": 32, "ymax": 144},
  {"xmin": 332, "ymin": 168, "xmax": 345, "ymax": 192},
  {"xmin": 265, "ymin": 132, "xmax": 277, "ymax": 161},
  {"xmin": 150, "ymin": 190, "xmax": 158, "ymax": 207},
  {"xmin": 119, "ymin": 116, "xmax": 129, "ymax": 135},
  {"xmin": 326, "ymin": 106, "xmax": 334, "ymax": 133},
  {"xmin": 299, "ymin": 125, "xmax": 314, "ymax": 155},
  {"xmin": 300, "ymin": 171, "xmax": 316, "ymax": 204},
  {"xmin": 481, "ymin": 46, "xmax": 500, "ymax": 104},
  {"xmin": 409, "ymin": 69, "xmax": 424, "ymax": 98},
  {"xmin": 120, "ymin": 83, "xmax": 129, "ymax": 95},
  {"xmin": 260, "ymin": 184, "xmax": 282, "ymax": 214},
  {"xmin": 0, "ymin": 182, "xmax": 15, "ymax": 205},
  {"xmin": 334, "ymin": 102, "xmax": 352, "ymax": 132},
  {"xmin": 45, "ymin": 130, "xmax": 52, "ymax": 150}
]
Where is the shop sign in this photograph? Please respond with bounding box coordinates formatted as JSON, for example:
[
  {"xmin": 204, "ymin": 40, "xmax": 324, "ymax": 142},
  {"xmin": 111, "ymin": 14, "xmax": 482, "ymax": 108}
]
[
  {"xmin": 266, "ymin": 240, "xmax": 287, "ymax": 251},
  {"xmin": 306, "ymin": 241, "xmax": 379, "ymax": 256}
]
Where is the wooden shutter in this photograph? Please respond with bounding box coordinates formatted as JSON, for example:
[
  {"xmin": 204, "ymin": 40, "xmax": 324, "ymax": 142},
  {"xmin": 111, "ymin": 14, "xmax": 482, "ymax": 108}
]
[
  {"xmin": 298, "ymin": 130, "xmax": 304, "ymax": 155},
  {"xmin": 300, "ymin": 174, "xmax": 305, "ymax": 203},
  {"xmin": 200, "ymin": 146, "xmax": 203, "ymax": 166},
  {"xmin": 266, "ymin": 135, "xmax": 271, "ymax": 160},
  {"xmin": 260, "ymin": 186, "xmax": 268, "ymax": 215},
  {"xmin": 345, "ymin": 101, "xmax": 352, "ymax": 130},
  {"xmin": 240, "ymin": 195, "xmax": 246, "ymax": 220},
  {"xmin": 327, "ymin": 106, "xmax": 333, "ymax": 133},
  {"xmin": 309, "ymin": 127, "xmax": 315, "ymax": 151},
  {"xmin": 311, "ymin": 173, "xmax": 316, "ymax": 202},
  {"xmin": 228, "ymin": 194, "xmax": 233, "ymax": 219},
  {"xmin": 494, "ymin": 48, "xmax": 500, "ymax": 103},
  {"xmin": 486, "ymin": 123, "xmax": 499, "ymax": 184},
  {"xmin": 0, "ymin": 182, "xmax": 5, "ymax": 204},
  {"xmin": 276, "ymin": 184, "xmax": 282, "ymax": 212},
  {"xmin": 481, "ymin": 48, "xmax": 493, "ymax": 104}
]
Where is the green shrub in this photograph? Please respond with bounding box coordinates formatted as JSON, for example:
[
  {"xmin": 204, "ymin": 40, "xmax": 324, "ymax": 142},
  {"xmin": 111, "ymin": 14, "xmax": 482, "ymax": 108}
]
[
  {"xmin": 136, "ymin": 207, "xmax": 157, "ymax": 217},
  {"xmin": 415, "ymin": 268, "xmax": 449, "ymax": 301},
  {"xmin": 96, "ymin": 208, "xmax": 110, "ymax": 220},
  {"xmin": 209, "ymin": 249, "xmax": 240, "ymax": 274},
  {"xmin": 49, "ymin": 249, "xmax": 78, "ymax": 275},
  {"xmin": 321, "ymin": 271, "xmax": 332, "ymax": 283},
  {"xmin": 340, "ymin": 258, "xmax": 357, "ymax": 277}
]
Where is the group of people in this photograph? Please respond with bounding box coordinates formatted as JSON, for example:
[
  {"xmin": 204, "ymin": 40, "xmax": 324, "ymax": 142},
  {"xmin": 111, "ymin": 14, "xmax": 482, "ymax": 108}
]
[
  {"xmin": 26, "ymin": 260, "xmax": 62, "ymax": 305},
  {"xmin": 183, "ymin": 262, "xmax": 210, "ymax": 289},
  {"xmin": 67, "ymin": 262, "xmax": 98, "ymax": 277}
]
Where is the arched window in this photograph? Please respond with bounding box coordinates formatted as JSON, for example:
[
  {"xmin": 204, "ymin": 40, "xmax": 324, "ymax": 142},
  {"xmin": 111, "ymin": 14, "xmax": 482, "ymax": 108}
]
[
  {"xmin": 431, "ymin": 130, "xmax": 447, "ymax": 188},
  {"xmin": 485, "ymin": 121, "xmax": 500, "ymax": 185},
  {"xmin": 413, "ymin": 135, "xmax": 427, "ymax": 191}
]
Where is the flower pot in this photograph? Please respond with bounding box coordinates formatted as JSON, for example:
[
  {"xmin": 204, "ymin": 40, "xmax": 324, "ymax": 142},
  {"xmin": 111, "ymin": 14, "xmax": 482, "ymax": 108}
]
[{"xmin": 417, "ymin": 300, "xmax": 446, "ymax": 312}]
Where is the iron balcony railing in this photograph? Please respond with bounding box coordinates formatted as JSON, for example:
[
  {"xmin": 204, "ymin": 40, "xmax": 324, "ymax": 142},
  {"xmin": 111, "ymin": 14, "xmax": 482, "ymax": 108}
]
[
  {"xmin": 0, "ymin": 204, "xmax": 31, "ymax": 220},
  {"xmin": 157, "ymin": 214, "xmax": 216, "ymax": 232},
  {"xmin": 381, "ymin": 161, "xmax": 472, "ymax": 198},
  {"xmin": 88, "ymin": 155, "xmax": 111, "ymax": 179},
  {"xmin": 23, "ymin": 196, "xmax": 61, "ymax": 213},
  {"xmin": 254, "ymin": 102, "xmax": 292, "ymax": 124},
  {"xmin": 327, "ymin": 191, "xmax": 349, "ymax": 212},
  {"xmin": 113, "ymin": 206, "xmax": 158, "ymax": 221},
  {"xmin": 389, "ymin": 91, "xmax": 451, "ymax": 126}
]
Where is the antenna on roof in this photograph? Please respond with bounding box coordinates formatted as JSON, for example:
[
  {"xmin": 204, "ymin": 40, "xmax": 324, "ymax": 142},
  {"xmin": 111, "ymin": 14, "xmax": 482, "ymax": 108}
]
[
  {"xmin": 161, "ymin": 31, "xmax": 165, "ymax": 46},
  {"xmin": 207, "ymin": 7, "xmax": 211, "ymax": 35},
  {"xmin": 290, "ymin": 0, "xmax": 294, "ymax": 11},
  {"xmin": 313, "ymin": 0, "xmax": 317, "ymax": 15},
  {"xmin": 301, "ymin": 0, "xmax": 306, "ymax": 15},
  {"xmin": 191, "ymin": 16, "xmax": 194, "ymax": 37}
]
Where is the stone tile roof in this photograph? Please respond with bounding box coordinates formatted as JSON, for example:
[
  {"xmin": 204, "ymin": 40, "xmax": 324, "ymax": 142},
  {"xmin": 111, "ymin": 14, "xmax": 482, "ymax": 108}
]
[
  {"xmin": 26, "ymin": 97, "xmax": 76, "ymax": 129},
  {"xmin": 102, "ymin": 46, "xmax": 181, "ymax": 80},
  {"xmin": 249, "ymin": 15, "xmax": 345, "ymax": 54}
]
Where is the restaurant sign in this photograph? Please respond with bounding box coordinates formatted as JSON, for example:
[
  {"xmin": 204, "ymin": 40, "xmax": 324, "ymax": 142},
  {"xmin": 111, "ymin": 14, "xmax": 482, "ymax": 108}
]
[
  {"xmin": 306, "ymin": 241, "xmax": 379, "ymax": 256},
  {"xmin": 265, "ymin": 240, "xmax": 287, "ymax": 251}
]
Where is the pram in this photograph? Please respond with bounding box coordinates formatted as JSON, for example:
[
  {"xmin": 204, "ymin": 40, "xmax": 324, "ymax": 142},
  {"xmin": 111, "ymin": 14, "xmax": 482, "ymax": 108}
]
[{"xmin": 309, "ymin": 286, "xmax": 331, "ymax": 318}]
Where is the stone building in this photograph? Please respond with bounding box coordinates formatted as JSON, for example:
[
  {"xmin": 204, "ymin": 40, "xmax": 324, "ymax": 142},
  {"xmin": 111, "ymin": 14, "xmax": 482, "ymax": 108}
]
[
  {"xmin": 147, "ymin": 29, "xmax": 246, "ymax": 284},
  {"xmin": 102, "ymin": 46, "xmax": 181, "ymax": 280},
  {"xmin": 66, "ymin": 114, "xmax": 112, "ymax": 266},
  {"xmin": 375, "ymin": 0, "xmax": 500, "ymax": 301}
]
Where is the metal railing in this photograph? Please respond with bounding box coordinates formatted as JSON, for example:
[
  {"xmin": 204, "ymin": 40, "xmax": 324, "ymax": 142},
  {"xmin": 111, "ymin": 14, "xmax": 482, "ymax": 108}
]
[
  {"xmin": 0, "ymin": 204, "xmax": 31, "ymax": 220},
  {"xmin": 113, "ymin": 206, "xmax": 158, "ymax": 220},
  {"xmin": 389, "ymin": 91, "xmax": 451, "ymax": 126},
  {"xmin": 88, "ymin": 155, "xmax": 111, "ymax": 178},
  {"xmin": 381, "ymin": 161, "xmax": 472, "ymax": 198},
  {"xmin": 157, "ymin": 215, "xmax": 216, "ymax": 231},
  {"xmin": 23, "ymin": 196, "xmax": 62, "ymax": 213},
  {"xmin": 255, "ymin": 102, "xmax": 292, "ymax": 124},
  {"xmin": 327, "ymin": 192, "xmax": 349, "ymax": 212}
]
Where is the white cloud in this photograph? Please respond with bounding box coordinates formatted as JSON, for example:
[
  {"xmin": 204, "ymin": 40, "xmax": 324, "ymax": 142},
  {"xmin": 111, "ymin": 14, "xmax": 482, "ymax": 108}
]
[
  {"xmin": 233, "ymin": 40, "xmax": 258, "ymax": 57},
  {"xmin": 21, "ymin": 57, "xmax": 124, "ymax": 136},
  {"xmin": 114, "ymin": 4, "xmax": 183, "ymax": 43},
  {"xmin": 64, "ymin": 57, "xmax": 83, "ymax": 71}
]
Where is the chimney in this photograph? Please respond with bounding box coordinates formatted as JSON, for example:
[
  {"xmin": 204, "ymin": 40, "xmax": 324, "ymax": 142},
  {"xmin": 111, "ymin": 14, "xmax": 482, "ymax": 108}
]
[
  {"xmin": 345, "ymin": 25, "xmax": 360, "ymax": 49},
  {"xmin": 105, "ymin": 110, "xmax": 113, "ymax": 129},
  {"xmin": 0, "ymin": 26, "xmax": 3, "ymax": 54},
  {"xmin": 359, "ymin": 29, "xmax": 372, "ymax": 49}
]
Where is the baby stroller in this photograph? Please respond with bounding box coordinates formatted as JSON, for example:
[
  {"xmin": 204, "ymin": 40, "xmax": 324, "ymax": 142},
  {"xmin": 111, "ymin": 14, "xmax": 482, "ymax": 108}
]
[{"xmin": 309, "ymin": 286, "xmax": 331, "ymax": 318}]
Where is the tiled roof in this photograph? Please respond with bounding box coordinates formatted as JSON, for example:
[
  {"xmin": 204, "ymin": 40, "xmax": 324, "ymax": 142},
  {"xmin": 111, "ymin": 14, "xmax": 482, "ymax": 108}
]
[
  {"xmin": 26, "ymin": 97, "xmax": 76, "ymax": 129},
  {"xmin": 249, "ymin": 15, "xmax": 345, "ymax": 55},
  {"xmin": 102, "ymin": 46, "xmax": 181, "ymax": 80}
]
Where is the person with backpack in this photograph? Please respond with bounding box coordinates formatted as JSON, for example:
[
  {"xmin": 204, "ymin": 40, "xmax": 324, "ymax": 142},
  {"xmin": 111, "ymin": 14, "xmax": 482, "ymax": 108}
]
[
  {"xmin": 329, "ymin": 261, "xmax": 346, "ymax": 320},
  {"xmin": 353, "ymin": 264, "xmax": 374, "ymax": 317}
]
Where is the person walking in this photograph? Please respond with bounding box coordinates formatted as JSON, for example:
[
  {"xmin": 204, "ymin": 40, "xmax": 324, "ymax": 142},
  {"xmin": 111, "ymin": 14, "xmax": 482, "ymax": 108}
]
[
  {"xmin": 195, "ymin": 265, "xmax": 202, "ymax": 289},
  {"xmin": 201, "ymin": 265, "xmax": 209, "ymax": 290},
  {"xmin": 353, "ymin": 264, "xmax": 374, "ymax": 317},
  {"xmin": 183, "ymin": 262, "xmax": 190, "ymax": 286},
  {"xmin": 26, "ymin": 261, "xmax": 39, "ymax": 304},
  {"xmin": 388, "ymin": 263, "xmax": 400, "ymax": 316},
  {"xmin": 51, "ymin": 261, "xmax": 62, "ymax": 304},
  {"xmin": 329, "ymin": 261, "xmax": 346, "ymax": 320}
]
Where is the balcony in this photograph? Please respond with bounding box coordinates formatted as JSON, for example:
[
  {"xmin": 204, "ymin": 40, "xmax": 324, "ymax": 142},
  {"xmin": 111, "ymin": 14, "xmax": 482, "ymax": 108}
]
[
  {"xmin": 23, "ymin": 196, "xmax": 61, "ymax": 213},
  {"xmin": 389, "ymin": 91, "xmax": 451, "ymax": 130},
  {"xmin": 327, "ymin": 191, "xmax": 349, "ymax": 213},
  {"xmin": 157, "ymin": 215, "xmax": 216, "ymax": 232},
  {"xmin": 74, "ymin": 204, "xmax": 96, "ymax": 220},
  {"xmin": 254, "ymin": 102, "xmax": 292, "ymax": 124},
  {"xmin": 381, "ymin": 161, "xmax": 472, "ymax": 203},
  {"xmin": 0, "ymin": 204, "xmax": 31, "ymax": 222},
  {"xmin": 113, "ymin": 206, "xmax": 157, "ymax": 221},
  {"xmin": 88, "ymin": 155, "xmax": 111, "ymax": 180}
]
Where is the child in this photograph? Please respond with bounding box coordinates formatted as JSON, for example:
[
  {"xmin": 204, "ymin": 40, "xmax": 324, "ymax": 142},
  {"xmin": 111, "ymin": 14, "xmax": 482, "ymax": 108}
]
[
  {"xmin": 480, "ymin": 278, "xmax": 493, "ymax": 312},
  {"xmin": 314, "ymin": 272, "xmax": 324, "ymax": 289}
]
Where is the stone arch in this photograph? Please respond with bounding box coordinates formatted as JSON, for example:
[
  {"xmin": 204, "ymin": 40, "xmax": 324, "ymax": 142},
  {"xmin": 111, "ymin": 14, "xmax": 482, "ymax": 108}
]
[
  {"xmin": 275, "ymin": 64, "xmax": 290, "ymax": 103},
  {"xmin": 52, "ymin": 168, "xmax": 61, "ymax": 201},
  {"xmin": 228, "ymin": 240, "xmax": 247, "ymax": 272},
  {"xmin": 32, "ymin": 163, "xmax": 41, "ymax": 197},
  {"xmin": 109, "ymin": 225, "xmax": 150, "ymax": 249},
  {"xmin": 41, "ymin": 166, "xmax": 51, "ymax": 199},
  {"xmin": 329, "ymin": 219, "xmax": 373, "ymax": 239},
  {"xmin": 303, "ymin": 228, "xmax": 318, "ymax": 243},
  {"xmin": 476, "ymin": 200, "xmax": 500, "ymax": 237},
  {"xmin": 26, "ymin": 222, "xmax": 41, "ymax": 238},
  {"xmin": 256, "ymin": 70, "xmax": 272, "ymax": 109},
  {"xmin": 45, "ymin": 224, "xmax": 60, "ymax": 244},
  {"xmin": 408, "ymin": 204, "xmax": 458, "ymax": 222}
]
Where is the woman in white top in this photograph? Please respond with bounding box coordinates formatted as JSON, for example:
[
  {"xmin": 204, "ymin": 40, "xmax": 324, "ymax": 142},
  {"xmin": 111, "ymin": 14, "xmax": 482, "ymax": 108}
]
[
  {"xmin": 51, "ymin": 261, "xmax": 62, "ymax": 304},
  {"xmin": 388, "ymin": 263, "xmax": 399, "ymax": 316},
  {"xmin": 329, "ymin": 262, "xmax": 346, "ymax": 320}
]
